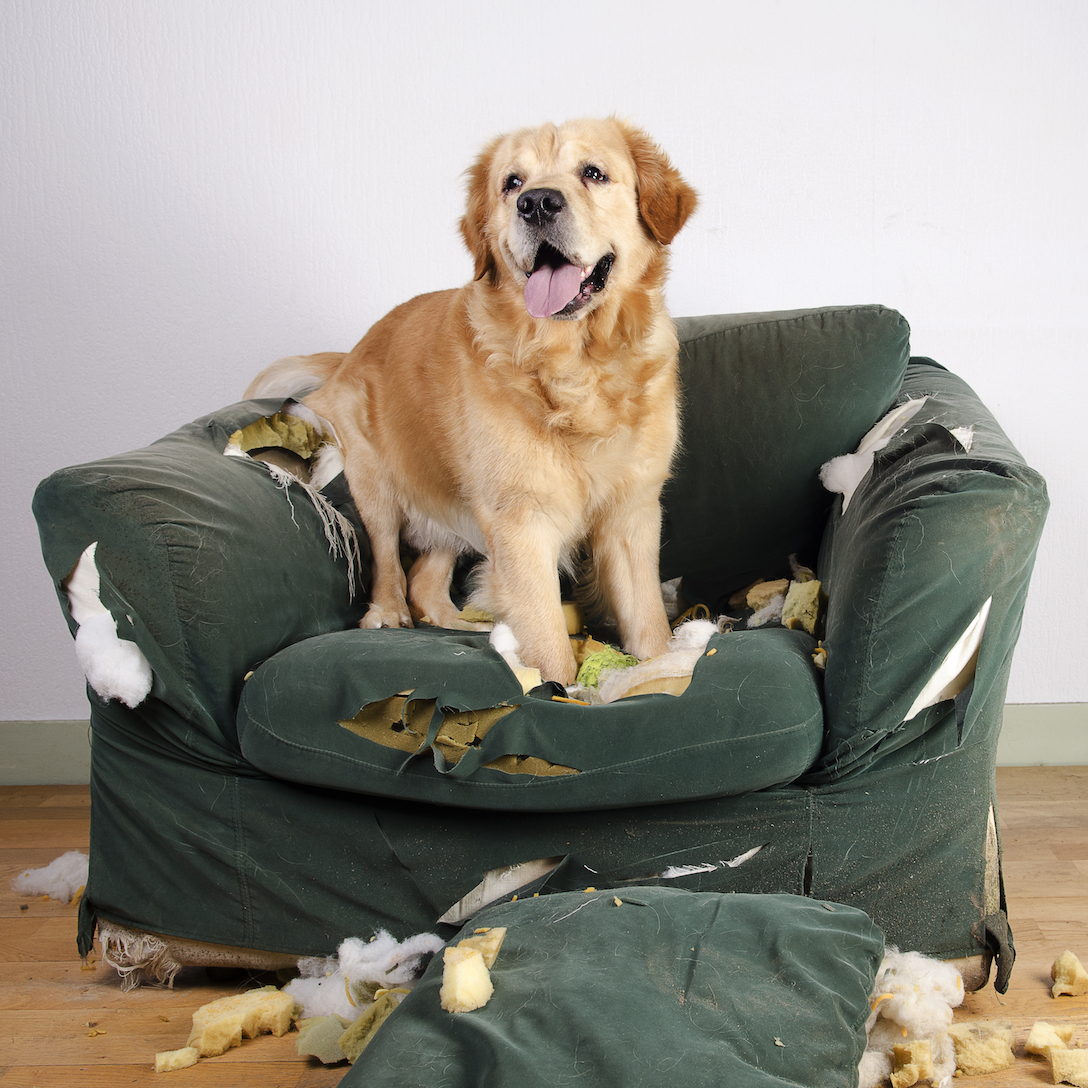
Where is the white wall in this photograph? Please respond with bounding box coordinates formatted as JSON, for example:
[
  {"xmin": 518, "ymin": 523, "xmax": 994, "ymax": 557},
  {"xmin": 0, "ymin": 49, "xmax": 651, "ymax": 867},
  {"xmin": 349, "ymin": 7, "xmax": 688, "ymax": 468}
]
[{"xmin": 3, "ymin": 0, "xmax": 1085, "ymax": 721}]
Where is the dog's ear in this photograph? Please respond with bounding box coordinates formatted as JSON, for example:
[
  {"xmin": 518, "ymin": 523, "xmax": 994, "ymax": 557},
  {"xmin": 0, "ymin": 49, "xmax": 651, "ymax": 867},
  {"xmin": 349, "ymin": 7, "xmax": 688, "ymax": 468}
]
[
  {"xmin": 620, "ymin": 122, "xmax": 698, "ymax": 246},
  {"xmin": 460, "ymin": 138, "xmax": 501, "ymax": 283}
]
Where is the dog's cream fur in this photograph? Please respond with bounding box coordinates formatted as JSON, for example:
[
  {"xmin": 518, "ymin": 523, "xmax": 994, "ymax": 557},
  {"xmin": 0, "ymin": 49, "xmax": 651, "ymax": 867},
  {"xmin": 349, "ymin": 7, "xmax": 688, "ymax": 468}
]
[{"xmin": 247, "ymin": 118, "xmax": 696, "ymax": 683}]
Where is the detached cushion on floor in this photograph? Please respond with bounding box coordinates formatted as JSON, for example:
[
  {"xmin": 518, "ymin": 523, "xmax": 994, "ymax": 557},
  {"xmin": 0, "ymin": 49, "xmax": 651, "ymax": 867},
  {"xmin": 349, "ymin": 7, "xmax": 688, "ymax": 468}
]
[{"xmin": 343, "ymin": 888, "xmax": 884, "ymax": 1088}]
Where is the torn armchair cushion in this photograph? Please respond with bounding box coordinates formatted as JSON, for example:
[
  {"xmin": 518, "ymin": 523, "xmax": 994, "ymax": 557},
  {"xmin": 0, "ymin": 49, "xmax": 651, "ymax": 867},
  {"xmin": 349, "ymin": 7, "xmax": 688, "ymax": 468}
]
[
  {"xmin": 236, "ymin": 625, "xmax": 824, "ymax": 810},
  {"xmin": 32, "ymin": 305, "xmax": 1047, "ymax": 999}
]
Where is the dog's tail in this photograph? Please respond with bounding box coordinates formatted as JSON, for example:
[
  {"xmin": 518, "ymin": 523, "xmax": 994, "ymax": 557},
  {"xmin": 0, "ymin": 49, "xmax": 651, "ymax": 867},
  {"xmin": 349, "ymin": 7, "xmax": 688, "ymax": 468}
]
[{"xmin": 244, "ymin": 352, "xmax": 345, "ymax": 400}]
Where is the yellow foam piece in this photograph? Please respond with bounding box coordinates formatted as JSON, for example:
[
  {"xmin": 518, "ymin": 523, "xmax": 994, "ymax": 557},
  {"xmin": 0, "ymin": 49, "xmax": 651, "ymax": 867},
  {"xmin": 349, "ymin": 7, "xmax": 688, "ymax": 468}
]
[
  {"xmin": 440, "ymin": 946, "xmax": 494, "ymax": 1013},
  {"xmin": 1051, "ymin": 1047, "xmax": 1088, "ymax": 1087},
  {"xmin": 457, "ymin": 926, "xmax": 507, "ymax": 969},
  {"xmin": 948, "ymin": 1019, "xmax": 1015, "ymax": 1076},
  {"xmin": 890, "ymin": 1039, "xmax": 933, "ymax": 1088},
  {"xmin": 1052, "ymin": 950, "xmax": 1088, "ymax": 998},
  {"xmin": 186, "ymin": 985, "xmax": 296, "ymax": 1057},
  {"xmin": 154, "ymin": 1046, "xmax": 200, "ymax": 1073},
  {"xmin": 1026, "ymin": 1020, "xmax": 1076, "ymax": 1056}
]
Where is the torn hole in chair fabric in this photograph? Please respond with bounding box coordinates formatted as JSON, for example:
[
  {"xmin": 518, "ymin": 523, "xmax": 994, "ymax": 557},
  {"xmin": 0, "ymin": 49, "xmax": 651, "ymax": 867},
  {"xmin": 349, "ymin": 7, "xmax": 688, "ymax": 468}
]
[
  {"xmin": 820, "ymin": 396, "xmax": 981, "ymax": 514},
  {"xmin": 225, "ymin": 402, "xmax": 339, "ymax": 469},
  {"xmin": 659, "ymin": 844, "xmax": 767, "ymax": 879},
  {"xmin": 339, "ymin": 693, "xmax": 579, "ymax": 778},
  {"xmin": 903, "ymin": 597, "xmax": 992, "ymax": 723},
  {"xmin": 224, "ymin": 404, "xmax": 362, "ymax": 600},
  {"xmin": 63, "ymin": 542, "xmax": 153, "ymax": 709},
  {"xmin": 438, "ymin": 856, "xmax": 566, "ymax": 924},
  {"xmin": 820, "ymin": 397, "xmax": 930, "ymax": 512}
]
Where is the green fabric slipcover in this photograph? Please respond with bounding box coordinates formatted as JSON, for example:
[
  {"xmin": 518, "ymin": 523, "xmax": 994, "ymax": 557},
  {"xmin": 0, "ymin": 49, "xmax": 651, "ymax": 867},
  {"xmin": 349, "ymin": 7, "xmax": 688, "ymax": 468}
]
[
  {"xmin": 31, "ymin": 304, "xmax": 1048, "ymax": 997},
  {"xmin": 344, "ymin": 890, "xmax": 884, "ymax": 1088},
  {"xmin": 814, "ymin": 359, "xmax": 1050, "ymax": 780}
]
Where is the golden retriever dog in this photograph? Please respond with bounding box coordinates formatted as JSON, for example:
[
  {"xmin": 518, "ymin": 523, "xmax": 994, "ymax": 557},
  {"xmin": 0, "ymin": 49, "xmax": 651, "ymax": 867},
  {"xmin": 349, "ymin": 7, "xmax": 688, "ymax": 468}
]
[{"xmin": 246, "ymin": 118, "xmax": 697, "ymax": 684}]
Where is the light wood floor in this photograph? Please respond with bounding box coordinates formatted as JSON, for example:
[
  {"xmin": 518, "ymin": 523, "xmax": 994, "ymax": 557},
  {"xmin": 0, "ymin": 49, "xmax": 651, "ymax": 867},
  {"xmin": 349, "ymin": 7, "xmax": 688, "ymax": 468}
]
[{"xmin": 2, "ymin": 767, "xmax": 1087, "ymax": 1086}]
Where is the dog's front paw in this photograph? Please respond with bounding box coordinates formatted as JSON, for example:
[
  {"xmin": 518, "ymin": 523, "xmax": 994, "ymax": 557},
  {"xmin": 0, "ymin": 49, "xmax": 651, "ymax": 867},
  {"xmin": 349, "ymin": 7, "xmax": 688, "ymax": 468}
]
[{"xmin": 360, "ymin": 604, "xmax": 414, "ymax": 630}]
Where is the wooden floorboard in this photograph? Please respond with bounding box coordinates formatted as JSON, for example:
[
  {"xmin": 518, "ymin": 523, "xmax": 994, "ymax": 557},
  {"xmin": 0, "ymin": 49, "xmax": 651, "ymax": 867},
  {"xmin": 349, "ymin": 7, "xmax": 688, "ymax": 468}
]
[{"xmin": 2, "ymin": 769, "xmax": 1087, "ymax": 1085}]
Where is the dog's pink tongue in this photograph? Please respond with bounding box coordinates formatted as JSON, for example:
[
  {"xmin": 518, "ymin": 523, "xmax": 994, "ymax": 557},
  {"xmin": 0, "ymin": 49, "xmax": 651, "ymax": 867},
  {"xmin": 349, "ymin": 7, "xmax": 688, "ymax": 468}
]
[{"xmin": 524, "ymin": 262, "xmax": 584, "ymax": 318}]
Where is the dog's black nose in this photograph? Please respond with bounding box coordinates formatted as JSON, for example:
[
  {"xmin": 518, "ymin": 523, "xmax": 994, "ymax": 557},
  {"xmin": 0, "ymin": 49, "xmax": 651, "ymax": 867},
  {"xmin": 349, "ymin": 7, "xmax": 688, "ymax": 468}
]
[{"xmin": 516, "ymin": 188, "xmax": 565, "ymax": 224}]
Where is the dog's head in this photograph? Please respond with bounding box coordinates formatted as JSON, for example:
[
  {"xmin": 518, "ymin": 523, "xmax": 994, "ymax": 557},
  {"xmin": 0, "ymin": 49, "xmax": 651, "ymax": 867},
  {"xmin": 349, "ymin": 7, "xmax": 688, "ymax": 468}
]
[{"xmin": 461, "ymin": 118, "xmax": 697, "ymax": 321}]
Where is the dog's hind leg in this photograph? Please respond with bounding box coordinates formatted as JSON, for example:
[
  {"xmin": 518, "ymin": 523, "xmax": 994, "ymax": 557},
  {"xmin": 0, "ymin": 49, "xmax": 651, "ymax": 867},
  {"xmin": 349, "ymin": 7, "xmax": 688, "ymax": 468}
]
[
  {"xmin": 360, "ymin": 519, "xmax": 414, "ymax": 630},
  {"xmin": 336, "ymin": 458, "xmax": 413, "ymax": 630},
  {"xmin": 304, "ymin": 386, "xmax": 414, "ymax": 630},
  {"xmin": 407, "ymin": 550, "xmax": 489, "ymax": 630}
]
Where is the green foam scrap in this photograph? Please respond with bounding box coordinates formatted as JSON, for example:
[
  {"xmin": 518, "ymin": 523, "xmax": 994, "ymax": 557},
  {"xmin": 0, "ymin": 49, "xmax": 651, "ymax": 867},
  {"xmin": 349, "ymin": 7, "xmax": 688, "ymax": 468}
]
[
  {"xmin": 576, "ymin": 646, "xmax": 638, "ymax": 688},
  {"xmin": 338, "ymin": 992, "xmax": 402, "ymax": 1063},
  {"xmin": 296, "ymin": 1014, "xmax": 353, "ymax": 1064},
  {"xmin": 781, "ymin": 578, "xmax": 826, "ymax": 636}
]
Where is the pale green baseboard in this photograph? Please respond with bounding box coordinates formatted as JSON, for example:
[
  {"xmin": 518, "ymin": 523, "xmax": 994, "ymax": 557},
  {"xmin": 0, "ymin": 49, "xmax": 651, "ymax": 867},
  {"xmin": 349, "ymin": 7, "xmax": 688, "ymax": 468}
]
[
  {"xmin": 1, "ymin": 706, "xmax": 1085, "ymax": 784},
  {"xmin": 996, "ymin": 704, "xmax": 1088, "ymax": 766},
  {"xmin": 0, "ymin": 720, "xmax": 91, "ymax": 785}
]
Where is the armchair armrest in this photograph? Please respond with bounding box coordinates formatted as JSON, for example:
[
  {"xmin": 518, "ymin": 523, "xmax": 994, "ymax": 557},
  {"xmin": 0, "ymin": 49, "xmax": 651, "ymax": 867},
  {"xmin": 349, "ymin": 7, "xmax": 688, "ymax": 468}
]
[
  {"xmin": 33, "ymin": 400, "xmax": 367, "ymax": 756},
  {"xmin": 810, "ymin": 359, "xmax": 1048, "ymax": 781}
]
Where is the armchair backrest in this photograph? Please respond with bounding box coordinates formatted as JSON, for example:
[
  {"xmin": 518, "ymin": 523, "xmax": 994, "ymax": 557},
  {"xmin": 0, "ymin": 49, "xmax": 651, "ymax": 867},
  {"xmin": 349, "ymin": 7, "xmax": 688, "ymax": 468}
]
[{"xmin": 663, "ymin": 305, "xmax": 910, "ymax": 609}]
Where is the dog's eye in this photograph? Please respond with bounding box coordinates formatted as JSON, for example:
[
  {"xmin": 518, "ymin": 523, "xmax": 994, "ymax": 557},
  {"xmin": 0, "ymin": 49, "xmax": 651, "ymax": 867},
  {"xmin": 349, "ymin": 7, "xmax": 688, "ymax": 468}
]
[
  {"xmin": 582, "ymin": 164, "xmax": 609, "ymax": 184},
  {"xmin": 502, "ymin": 174, "xmax": 523, "ymax": 194}
]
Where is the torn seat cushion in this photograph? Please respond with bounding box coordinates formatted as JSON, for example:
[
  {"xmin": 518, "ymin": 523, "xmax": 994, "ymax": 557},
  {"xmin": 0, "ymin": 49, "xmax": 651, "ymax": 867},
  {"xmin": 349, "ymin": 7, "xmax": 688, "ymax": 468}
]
[
  {"xmin": 236, "ymin": 625, "xmax": 825, "ymax": 811},
  {"xmin": 342, "ymin": 888, "xmax": 885, "ymax": 1088}
]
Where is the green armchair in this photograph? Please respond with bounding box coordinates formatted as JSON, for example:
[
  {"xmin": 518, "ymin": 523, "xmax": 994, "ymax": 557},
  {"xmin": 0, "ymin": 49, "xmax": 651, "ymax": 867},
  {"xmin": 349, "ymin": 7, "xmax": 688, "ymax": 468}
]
[{"xmin": 33, "ymin": 304, "xmax": 1047, "ymax": 995}]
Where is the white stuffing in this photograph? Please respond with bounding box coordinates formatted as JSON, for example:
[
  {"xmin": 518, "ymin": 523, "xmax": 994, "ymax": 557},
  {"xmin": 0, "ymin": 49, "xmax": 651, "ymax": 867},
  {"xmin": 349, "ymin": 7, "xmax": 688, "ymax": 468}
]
[
  {"xmin": 74, "ymin": 612, "xmax": 154, "ymax": 709},
  {"xmin": 665, "ymin": 618, "xmax": 719, "ymax": 653},
  {"xmin": 820, "ymin": 396, "xmax": 929, "ymax": 512},
  {"xmin": 659, "ymin": 845, "xmax": 766, "ymax": 879},
  {"xmin": 13, "ymin": 850, "xmax": 89, "ymax": 902},
  {"xmin": 858, "ymin": 948, "xmax": 965, "ymax": 1088},
  {"xmin": 594, "ymin": 618, "xmax": 722, "ymax": 703},
  {"xmin": 949, "ymin": 425, "xmax": 975, "ymax": 452},
  {"xmin": 596, "ymin": 648, "xmax": 703, "ymax": 703},
  {"xmin": 487, "ymin": 622, "xmax": 542, "ymax": 693},
  {"xmin": 746, "ymin": 594, "xmax": 786, "ymax": 628},
  {"xmin": 285, "ymin": 931, "xmax": 444, "ymax": 1019},
  {"xmin": 64, "ymin": 542, "xmax": 154, "ymax": 709},
  {"xmin": 903, "ymin": 597, "xmax": 992, "ymax": 722},
  {"xmin": 659, "ymin": 862, "xmax": 719, "ymax": 879},
  {"xmin": 488, "ymin": 623, "xmax": 524, "ymax": 671}
]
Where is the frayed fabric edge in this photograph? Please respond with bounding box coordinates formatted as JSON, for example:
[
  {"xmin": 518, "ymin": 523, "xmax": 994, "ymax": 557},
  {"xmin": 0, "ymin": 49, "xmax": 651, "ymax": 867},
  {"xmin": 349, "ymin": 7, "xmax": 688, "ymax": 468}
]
[
  {"xmin": 224, "ymin": 442, "xmax": 362, "ymax": 602},
  {"xmin": 98, "ymin": 920, "xmax": 184, "ymax": 991}
]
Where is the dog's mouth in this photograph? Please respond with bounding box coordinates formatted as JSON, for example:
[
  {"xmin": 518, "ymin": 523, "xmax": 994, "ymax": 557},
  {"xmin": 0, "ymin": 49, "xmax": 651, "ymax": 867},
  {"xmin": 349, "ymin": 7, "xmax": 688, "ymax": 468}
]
[{"xmin": 523, "ymin": 244, "xmax": 615, "ymax": 319}]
